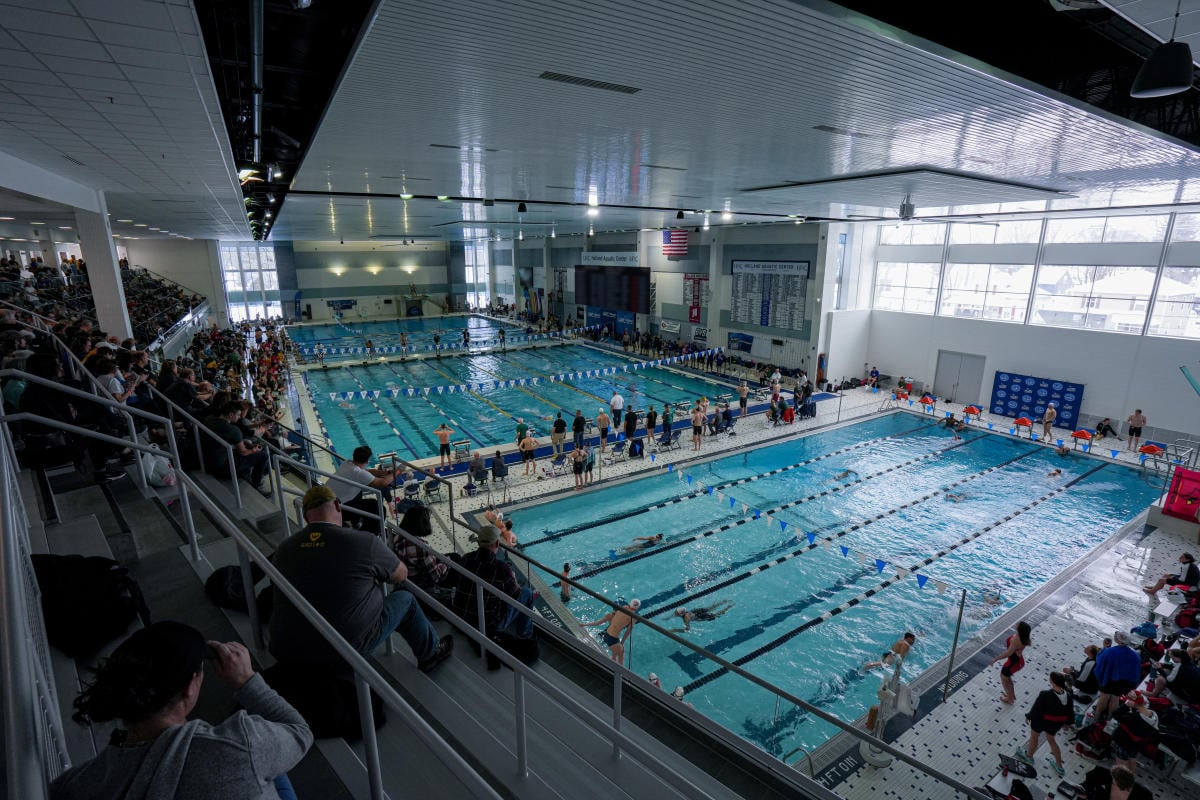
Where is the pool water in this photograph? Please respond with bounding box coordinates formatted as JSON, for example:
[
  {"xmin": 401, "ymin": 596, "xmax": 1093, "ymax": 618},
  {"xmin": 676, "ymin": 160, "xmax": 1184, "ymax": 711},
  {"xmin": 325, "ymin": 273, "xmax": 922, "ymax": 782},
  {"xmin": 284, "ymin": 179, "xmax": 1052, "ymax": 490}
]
[
  {"xmin": 515, "ymin": 413, "xmax": 1159, "ymax": 756},
  {"xmin": 290, "ymin": 315, "xmax": 530, "ymax": 360},
  {"xmin": 304, "ymin": 343, "xmax": 741, "ymax": 459}
]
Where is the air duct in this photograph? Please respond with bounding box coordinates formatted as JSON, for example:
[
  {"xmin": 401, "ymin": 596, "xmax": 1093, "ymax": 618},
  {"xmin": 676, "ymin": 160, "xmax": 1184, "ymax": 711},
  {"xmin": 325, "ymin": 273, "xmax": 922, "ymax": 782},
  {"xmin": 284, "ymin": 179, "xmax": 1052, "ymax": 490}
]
[{"xmin": 251, "ymin": 0, "xmax": 264, "ymax": 163}]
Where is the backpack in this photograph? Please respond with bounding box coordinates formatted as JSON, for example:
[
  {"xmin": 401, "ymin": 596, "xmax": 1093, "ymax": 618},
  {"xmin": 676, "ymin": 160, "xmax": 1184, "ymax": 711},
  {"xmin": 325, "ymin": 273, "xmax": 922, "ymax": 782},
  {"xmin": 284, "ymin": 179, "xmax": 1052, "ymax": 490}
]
[
  {"xmin": 261, "ymin": 661, "xmax": 386, "ymax": 740},
  {"xmin": 32, "ymin": 554, "xmax": 152, "ymax": 659},
  {"xmin": 204, "ymin": 563, "xmax": 274, "ymax": 621},
  {"xmin": 1177, "ymin": 602, "xmax": 1199, "ymax": 629},
  {"xmin": 1072, "ymin": 721, "xmax": 1112, "ymax": 759}
]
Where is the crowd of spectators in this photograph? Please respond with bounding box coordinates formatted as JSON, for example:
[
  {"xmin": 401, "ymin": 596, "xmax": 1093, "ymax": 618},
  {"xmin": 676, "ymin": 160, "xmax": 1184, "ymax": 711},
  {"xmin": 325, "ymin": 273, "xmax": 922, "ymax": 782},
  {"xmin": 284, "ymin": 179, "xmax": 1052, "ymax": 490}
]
[{"xmin": 121, "ymin": 266, "xmax": 204, "ymax": 344}]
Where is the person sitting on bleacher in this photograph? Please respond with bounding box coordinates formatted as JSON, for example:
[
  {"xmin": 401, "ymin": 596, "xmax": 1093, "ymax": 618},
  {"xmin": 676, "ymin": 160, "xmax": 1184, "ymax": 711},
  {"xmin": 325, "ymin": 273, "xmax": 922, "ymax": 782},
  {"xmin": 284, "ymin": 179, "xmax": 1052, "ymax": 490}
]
[
  {"xmin": 50, "ymin": 622, "xmax": 312, "ymax": 800},
  {"xmin": 451, "ymin": 525, "xmax": 534, "ymax": 643},
  {"xmin": 326, "ymin": 445, "xmax": 395, "ymax": 533},
  {"xmin": 202, "ymin": 401, "xmax": 270, "ymax": 494},
  {"xmin": 270, "ymin": 486, "xmax": 453, "ymax": 674}
]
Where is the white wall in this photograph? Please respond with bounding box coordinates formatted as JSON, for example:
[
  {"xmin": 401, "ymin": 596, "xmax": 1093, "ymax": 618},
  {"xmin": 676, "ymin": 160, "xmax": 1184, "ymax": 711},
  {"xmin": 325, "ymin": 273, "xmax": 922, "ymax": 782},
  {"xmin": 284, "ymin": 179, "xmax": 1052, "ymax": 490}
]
[
  {"xmin": 123, "ymin": 238, "xmax": 225, "ymax": 325},
  {"xmin": 825, "ymin": 310, "xmax": 873, "ymax": 384},
  {"xmin": 868, "ymin": 310, "xmax": 1200, "ymax": 438}
]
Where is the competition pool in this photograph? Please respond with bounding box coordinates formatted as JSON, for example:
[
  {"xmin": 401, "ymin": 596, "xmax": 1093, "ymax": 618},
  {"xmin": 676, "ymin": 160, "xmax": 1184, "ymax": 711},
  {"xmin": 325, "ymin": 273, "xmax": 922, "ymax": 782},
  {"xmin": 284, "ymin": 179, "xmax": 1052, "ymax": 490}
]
[
  {"xmin": 302, "ymin": 342, "xmax": 738, "ymax": 460},
  {"xmin": 516, "ymin": 413, "xmax": 1159, "ymax": 756},
  {"xmin": 289, "ymin": 315, "xmax": 554, "ymax": 361}
]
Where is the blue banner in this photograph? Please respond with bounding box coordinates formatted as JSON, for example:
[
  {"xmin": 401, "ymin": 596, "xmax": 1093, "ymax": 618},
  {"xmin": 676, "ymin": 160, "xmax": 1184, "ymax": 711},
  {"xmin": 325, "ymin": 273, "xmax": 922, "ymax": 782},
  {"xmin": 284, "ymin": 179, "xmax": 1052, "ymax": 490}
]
[
  {"xmin": 600, "ymin": 309, "xmax": 617, "ymax": 332},
  {"xmin": 990, "ymin": 371, "xmax": 1083, "ymax": 429},
  {"xmin": 615, "ymin": 310, "xmax": 635, "ymax": 335},
  {"xmin": 586, "ymin": 307, "xmax": 603, "ymax": 328},
  {"xmin": 727, "ymin": 332, "xmax": 754, "ymax": 353}
]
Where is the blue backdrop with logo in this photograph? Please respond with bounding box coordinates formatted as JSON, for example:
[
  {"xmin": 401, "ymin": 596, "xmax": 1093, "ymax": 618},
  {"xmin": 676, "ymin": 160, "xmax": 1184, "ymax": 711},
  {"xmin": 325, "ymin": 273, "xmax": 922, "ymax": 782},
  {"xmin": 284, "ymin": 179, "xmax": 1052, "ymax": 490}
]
[{"xmin": 989, "ymin": 372, "xmax": 1084, "ymax": 430}]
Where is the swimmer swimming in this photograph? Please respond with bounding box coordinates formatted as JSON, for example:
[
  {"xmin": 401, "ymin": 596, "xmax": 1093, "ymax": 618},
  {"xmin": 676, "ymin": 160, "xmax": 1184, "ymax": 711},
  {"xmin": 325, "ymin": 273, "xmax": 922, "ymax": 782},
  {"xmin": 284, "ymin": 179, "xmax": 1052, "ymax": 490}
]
[
  {"xmin": 615, "ymin": 533, "xmax": 664, "ymax": 555},
  {"xmin": 672, "ymin": 600, "xmax": 735, "ymax": 632},
  {"xmin": 832, "ymin": 469, "xmax": 858, "ymax": 481}
]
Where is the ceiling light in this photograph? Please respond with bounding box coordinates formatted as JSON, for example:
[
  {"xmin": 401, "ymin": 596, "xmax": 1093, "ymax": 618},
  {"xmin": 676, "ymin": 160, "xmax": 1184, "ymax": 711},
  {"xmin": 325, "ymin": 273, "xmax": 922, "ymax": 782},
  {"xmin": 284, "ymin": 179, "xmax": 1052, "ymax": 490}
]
[
  {"xmin": 587, "ymin": 186, "xmax": 599, "ymax": 207},
  {"xmin": 0, "ymin": 216, "xmax": 13, "ymax": 221},
  {"xmin": 400, "ymin": 193, "xmax": 414, "ymax": 200},
  {"xmin": 268, "ymin": 194, "xmax": 276, "ymax": 204},
  {"xmin": 588, "ymin": 225, "xmax": 594, "ymax": 236},
  {"xmin": 587, "ymin": 207, "xmax": 599, "ymax": 217},
  {"xmin": 272, "ymin": 165, "xmax": 283, "ymax": 179},
  {"xmin": 1132, "ymin": 0, "xmax": 1194, "ymax": 98},
  {"xmin": 116, "ymin": 219, "xmax": 132, "ymax": 223},
  {"xmin": 550, "ymin": 228, "xmax": 556, "ymax": 239},
  {"xmin": 56, "ymin": 226, "xmax": 72, "ymax": 230},
  {"xmin": 518, "ymin": 230, "xmax": 524, "ymax": 240},
  {"xmin": 676, "ymin": 210, "xmax": 684, "ymax": 220},
  {"xmin": 134, "ymin": 223, "xmax": 147, "ymax": 227},
  {"xmin": 703, "ymin": 215, "xmax": 710, "ymax": 230},
  {"xmin": 722, "ymin": 210, "xmax": 732, "ymax": 221},
  {"xmin": 149, "ymin": 227, "xmax": 160, "ymax": 231},
  {"xmin": 30, "ymin": 221, "xmax": 45, "ymax": 225},
  {"xmin": 517, "ymin": 202, "xmax": 527, "ymax": 213},
  {"xmin": 436, "ymin": 195, "xmax": 450, "ymax": 201}
]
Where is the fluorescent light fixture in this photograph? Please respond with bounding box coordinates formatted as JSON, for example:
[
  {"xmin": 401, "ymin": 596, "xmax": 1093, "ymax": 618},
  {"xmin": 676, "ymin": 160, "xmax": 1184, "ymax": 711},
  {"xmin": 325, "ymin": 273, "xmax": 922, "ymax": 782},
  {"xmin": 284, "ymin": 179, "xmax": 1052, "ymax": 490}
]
[
  {"xmin": 0, "ymin": 216, "xmax": 14, "ymax": 221},
  {"xmin": 587, "ymin": 207, "xmax": 599, "ymax": 217},
  {"xmin": 134, "ymin": 223, "xmax": 148, "ymax": 227},
  {"xmin": 149, "ymin": 227, "xmax": 160, "ymax": 231},
  {"xmin": 587, "ymin": 186, "xmax": 598, "ymax": 207},
  {"xmin": 58, "ymin": 226, "xmax": 72, "ymax": 230},
  {"xmin": 721, "ymin": 210, "xmax": 732, "ymax": 221},
  {"xmin": 366, "ymin": 265, "xmax": 382, "ymax": 275},
  {"xmin": 400, "ymin": 193, "xmax": 414, "ymax": 200},
  {"xmin": 436, "ymin": 195, "xmax": 450, "ymax": 201},
  {"xmin": 30, "ymin": 221, "xmax": 45, "ymax": 225},
  {"xmin": 116, "ymin": 219, "xmax": 133, "ymax": 223},
  {"xmin": 330, "ymin": 266, "xmax": 346, "ymax": 276}
]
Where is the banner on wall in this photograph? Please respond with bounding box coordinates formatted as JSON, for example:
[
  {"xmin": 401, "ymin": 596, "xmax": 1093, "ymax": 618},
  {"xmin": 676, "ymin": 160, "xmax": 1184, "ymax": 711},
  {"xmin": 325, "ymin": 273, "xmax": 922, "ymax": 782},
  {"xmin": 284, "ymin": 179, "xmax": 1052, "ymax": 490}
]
[
  {"xmin": 580, "ymin": 252, "xmax": 639, "ymax": 267},
  {"xmin": 989, "ymin": 372, "xmax": 1084, "ymax": 429},
  {"xmin": 683, "ymin": 273, "xmax": 708, "ymax": 324},
  {"xmin": 327, "ymin": 299, "xmax": 357, "ymax": 310},
  {"xmin": 692, "ymin": 327, "xmax": 708, "ymax": 344},
  {"xmin": 293, "ymin": 292, "xmax": 302, "ymax": 317},
  {"xmin": 615, "ymin": 310, "xmax": 635, "ymax": 335},
  {"xmin": 585, "ymin": 307, "xmax": 602, "ymax": 328},
  {"xmin": 600, "ymin": 309, "xmax": 617, "ymax": 331},
  {"xmin": 659, "ymin": 319, "xmax": 681, "ymax": 334},
  {"xmin": 727, "ymin": 332, "xmax": 754, "ymax": 352}
]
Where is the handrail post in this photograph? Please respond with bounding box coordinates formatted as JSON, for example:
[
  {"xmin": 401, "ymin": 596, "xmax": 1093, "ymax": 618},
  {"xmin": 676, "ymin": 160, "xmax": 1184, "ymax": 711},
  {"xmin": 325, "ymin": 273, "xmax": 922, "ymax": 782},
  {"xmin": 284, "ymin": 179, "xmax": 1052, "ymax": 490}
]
[
  {"xmin": 227, "ymin": 442, "xmax": 243, "ymax": 508},
  {"xmin": 611, "ymin": 670, "xmax": 623, "ymax": 759},
  {"xmin": 941, "ymin": 588, "xmax": 968, "ymax": 703},
  {"xmin": 272, "ymin": 452, "xmax": 289, "ymax": 537},
  {"xmin": 237, "ymin": 544, "xmax": 265, "ymax": 651},
  {"xmin": 476, "ymin": 589, "xmax": 488, "ymax": 664},
  {"xmin": 514, "ymin": 673, "xmax": 529, "ymax": 778},
  {"xmin": 163, "ymin": 423, "xmax": 200, "ymax": 562},
  {"xmin": 353, "ymin": 674, "xmax": 387, "ymax": 800}
]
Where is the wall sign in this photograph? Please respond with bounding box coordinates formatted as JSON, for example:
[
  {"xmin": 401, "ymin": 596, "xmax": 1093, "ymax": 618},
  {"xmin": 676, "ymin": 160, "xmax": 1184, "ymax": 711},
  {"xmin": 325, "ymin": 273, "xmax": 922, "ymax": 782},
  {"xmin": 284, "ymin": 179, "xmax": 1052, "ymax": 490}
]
[{"xmin": 730, "ymin": 260, "xmax": 809, "ymax": 330}]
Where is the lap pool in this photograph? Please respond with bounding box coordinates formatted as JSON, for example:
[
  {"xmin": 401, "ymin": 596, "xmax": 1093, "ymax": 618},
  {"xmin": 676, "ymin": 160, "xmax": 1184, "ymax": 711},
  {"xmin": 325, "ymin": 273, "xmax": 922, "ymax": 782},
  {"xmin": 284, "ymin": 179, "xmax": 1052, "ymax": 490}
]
[
  {"xmin": 301, "ymin": 341, "xmax": 740, "ymax": 460},
  {"xmin": 514, "ymin": 412, "xmax": 1158, "ymax": 756}
]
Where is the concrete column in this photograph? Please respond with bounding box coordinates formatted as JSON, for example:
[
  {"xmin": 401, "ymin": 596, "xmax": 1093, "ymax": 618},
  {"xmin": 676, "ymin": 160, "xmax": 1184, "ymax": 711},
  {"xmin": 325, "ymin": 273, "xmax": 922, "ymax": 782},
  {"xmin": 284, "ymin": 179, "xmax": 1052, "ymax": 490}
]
[{"xmin": 74, "ymin": 193, "xmax": 131, "ymax": 339}]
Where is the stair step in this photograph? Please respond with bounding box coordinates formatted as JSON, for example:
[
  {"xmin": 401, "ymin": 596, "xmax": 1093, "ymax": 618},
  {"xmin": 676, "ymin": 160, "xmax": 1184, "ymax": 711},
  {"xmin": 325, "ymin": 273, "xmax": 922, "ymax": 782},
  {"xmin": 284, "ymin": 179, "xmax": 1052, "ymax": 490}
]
[
  {"xmin": 45, "ymin": 514, "xmax": 110, "ymax": 558},
  {"xmin": 191, "ymin": 471, "xmax": 282, "ymax": 531}
]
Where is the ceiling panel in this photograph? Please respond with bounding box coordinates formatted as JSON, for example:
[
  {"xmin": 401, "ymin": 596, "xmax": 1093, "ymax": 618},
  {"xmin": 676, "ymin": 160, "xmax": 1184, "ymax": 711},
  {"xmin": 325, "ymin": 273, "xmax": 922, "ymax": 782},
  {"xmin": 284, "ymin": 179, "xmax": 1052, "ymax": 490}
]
[
  {"xmin": 273, "ymin": 0, "xmax": 1200, "ymax": 241},
  {"xmin": 0, "ymin": 0, "xmax": 249, "ymax": 240},
  {"xmin": 1100, "ymin": 0, "xmax": 1200, "ymax": 57}
]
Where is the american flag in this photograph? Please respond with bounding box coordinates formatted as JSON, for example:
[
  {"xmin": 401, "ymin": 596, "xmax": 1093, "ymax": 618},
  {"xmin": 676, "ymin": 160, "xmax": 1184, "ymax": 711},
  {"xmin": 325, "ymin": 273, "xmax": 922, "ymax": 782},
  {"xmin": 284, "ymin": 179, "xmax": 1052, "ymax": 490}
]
[{"xmin": 662, "ymin": 229, "xmax": 689, "ymax": 257}]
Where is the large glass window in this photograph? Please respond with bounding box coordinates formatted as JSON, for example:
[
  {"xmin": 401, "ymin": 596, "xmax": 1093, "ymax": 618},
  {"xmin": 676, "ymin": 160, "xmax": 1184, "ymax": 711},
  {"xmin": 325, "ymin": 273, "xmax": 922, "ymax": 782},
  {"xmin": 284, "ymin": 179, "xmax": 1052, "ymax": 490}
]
[
  {"xmin": 1030, "ymin": 265, "xmax": 1156, "ymax": 333},
  {"xmin": 463, "ymin": 241, "xmax": 491, "ymax": 310},
  {"xmin": 939, "ymin": 263, "xmax": 1034, "ymax": 323},
  {"xmin": 949, "ymin": 220, "xmax": 1042, "ymax": 245},
  {"xmin": 879, "ymin": 224, "xmax": 945, "ymax": 245},
  {"xmin": 873, "ymin": 262, "xmax": 940, "ymax": 314},
  {"xmin": 1147, "ymin": 267, "xmax": 1200, "ymax": 339},
  {"xmin": 219, "ymin": 244, "xmax": 281, "ymax": 323},
  {"xmin": 1045, "ymin": 215, "xmax": 1169, "ymax": 244}
]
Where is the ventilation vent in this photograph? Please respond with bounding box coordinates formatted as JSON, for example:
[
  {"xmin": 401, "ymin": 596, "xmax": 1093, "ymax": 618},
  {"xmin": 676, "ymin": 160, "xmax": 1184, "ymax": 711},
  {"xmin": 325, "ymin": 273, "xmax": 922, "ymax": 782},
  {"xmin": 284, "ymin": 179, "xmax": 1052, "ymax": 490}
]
[
  {"xmin": 62, "ymin": 154, "xmax": 86, "ymax": 166},
  {"xmin": 813, "ymin": 124, "xmax": 879, "ymax": 139},
  {"xmin": 538, "ymin": 71, "xmax": 640, "ymax": 94},
  {"xmin": 429, "ymin": 144, "xmax": 498, "ymax": 152}
]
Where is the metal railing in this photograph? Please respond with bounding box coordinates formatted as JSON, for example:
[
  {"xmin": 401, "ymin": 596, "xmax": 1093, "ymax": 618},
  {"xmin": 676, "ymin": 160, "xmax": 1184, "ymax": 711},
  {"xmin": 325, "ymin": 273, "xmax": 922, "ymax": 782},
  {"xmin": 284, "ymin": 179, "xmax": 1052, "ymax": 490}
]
[
  {"xmin": 142, "ymin": 382, "xmax": 242, "ymax": 509},
  {"xmin": 487, "ymin": 541, "xmax": 991, "ymax": 799},
  {"xmin": 0, "ymin": 424, "xmax": 69, "ymax": 800}
]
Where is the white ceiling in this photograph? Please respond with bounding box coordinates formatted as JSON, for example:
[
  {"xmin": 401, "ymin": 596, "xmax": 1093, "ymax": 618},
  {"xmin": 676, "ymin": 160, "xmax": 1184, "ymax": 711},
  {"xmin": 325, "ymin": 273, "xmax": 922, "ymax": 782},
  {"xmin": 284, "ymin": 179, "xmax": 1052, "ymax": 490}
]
[
  {"xmin": 268, "ymin": 0, "xmax": 1200, "ymax": 242},
  {"xmin": 0, "ymin": 0, "xmax": 249, "ymax": 240},
  {"xmin": 1101, "ymin": 0, "xmax": 1200, "ymax": 60}
]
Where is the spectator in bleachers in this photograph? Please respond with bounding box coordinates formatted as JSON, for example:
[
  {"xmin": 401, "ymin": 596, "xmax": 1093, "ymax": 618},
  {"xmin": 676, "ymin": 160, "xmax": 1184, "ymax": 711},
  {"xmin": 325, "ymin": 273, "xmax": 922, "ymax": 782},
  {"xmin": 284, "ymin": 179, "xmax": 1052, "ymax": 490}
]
[
  {"xmin": 202, "ymin": 401, "xmax": 269, "ymax": 493},
  {"xmin": 50, "ymin": 621, "xmax": 312, "ymax": 800},
  {"xmin": 269, "ymin": 486, "xmax": 453, "ymax": 673}
]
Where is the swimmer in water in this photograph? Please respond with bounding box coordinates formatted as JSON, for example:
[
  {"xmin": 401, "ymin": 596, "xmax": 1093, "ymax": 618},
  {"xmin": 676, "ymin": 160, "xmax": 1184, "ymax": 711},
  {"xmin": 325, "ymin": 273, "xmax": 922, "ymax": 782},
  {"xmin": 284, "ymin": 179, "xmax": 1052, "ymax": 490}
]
[
  {"xmin": 619, "ymin": 533, "xmax": 664, "ymax": 554},
  {"xmin": 944, "ymin": 491, "xmax": 968, "ymax": 503},
  {"xmin": 671, "ymin": 600, "xmax": 735, "ymax": 632},
  {"xmin": 1047, "ymin": 468, "xmax": 1063, "ymax": 478},
  {"xmin": 338, "ymin": 401, "xmax": 354, "ymax": 409},
  {"xmin": 832, "ymin": 469, "xmax": 858, "ymax": 481}
]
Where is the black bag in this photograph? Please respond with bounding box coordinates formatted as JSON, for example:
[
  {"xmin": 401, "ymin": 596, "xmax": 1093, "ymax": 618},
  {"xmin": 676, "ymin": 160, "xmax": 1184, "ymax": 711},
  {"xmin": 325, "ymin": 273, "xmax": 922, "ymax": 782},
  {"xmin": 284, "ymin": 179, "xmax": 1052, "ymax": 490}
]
[
  {"xmin": 32, "ymin": 554, "xmax": 152, "ymax": 658},
  {"xmin": 261, "ymin": 662, "xmax": 386, "ymax": 740},
  {"xmin": 204, "ymin": 563, "xmax": 274, "ymax": 621},
  {"xmin": 486, "ymin": 632, "xmax": 540, "ymax": 670},
  {"xmin": 629, "ymin": 438, "xmax": 644, "ymax": 459}
]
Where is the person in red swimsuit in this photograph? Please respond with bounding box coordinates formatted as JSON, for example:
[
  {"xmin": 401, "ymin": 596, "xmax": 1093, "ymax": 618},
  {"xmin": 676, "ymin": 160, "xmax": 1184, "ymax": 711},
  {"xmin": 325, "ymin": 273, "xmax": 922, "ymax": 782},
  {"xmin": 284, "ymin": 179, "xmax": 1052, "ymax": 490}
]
[{"xmin": 991, "ymin": 620, "xmax": 1032, "ymax": 704}]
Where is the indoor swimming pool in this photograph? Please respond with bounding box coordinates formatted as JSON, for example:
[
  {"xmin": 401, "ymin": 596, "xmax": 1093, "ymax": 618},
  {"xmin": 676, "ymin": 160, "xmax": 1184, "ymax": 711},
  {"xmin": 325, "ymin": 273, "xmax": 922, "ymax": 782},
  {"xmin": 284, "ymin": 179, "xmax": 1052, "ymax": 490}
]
[
  {"xmin": 289, "ymin": 315, "xmax": 539, "ymax": 360},
  {"xmin": 303, "ymin": 342, "xmax": 740, "ymax": 459},
  {"xmin": 514, "ymin": 412, "xmax": 1161, "ymax": 757}
]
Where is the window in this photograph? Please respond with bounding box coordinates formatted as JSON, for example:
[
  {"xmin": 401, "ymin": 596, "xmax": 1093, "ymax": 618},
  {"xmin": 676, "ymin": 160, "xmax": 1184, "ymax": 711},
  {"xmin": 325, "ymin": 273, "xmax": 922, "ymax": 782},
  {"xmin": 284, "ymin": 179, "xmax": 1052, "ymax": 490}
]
[
  {"xmin": 949, "ymin": 220, "xmax": 1042, "ymax": 245},
  {"xmin": 879, "ymin": 224, "xmax": 945, "ymax": 246},
  {"xmin": 1044, "ymin": 215, "xmax": 1168, "ymax": 244},
  {"xmin": 1171, "ymin": 214, "xmax": 1200, "ymax": 242},
  {"xmin": 219, "ymin": 244, "xmax": 281, "ymax": 323},
  {"xmin": 1030, "ymin": 265, "xmax": 1156, "ymax": 333},
  {"xmin": 1147, "ymin": 267, "xmax": 1200, "ymax": 338},
  {"xmin": 939, "ymin": 263, "xmax": 1033, "ymax": 323},
  {"xmin": 873, "ymin": 262, "xmax": 940, "ymax": 314},
  {"xmin": 463, "ymin": 241, "xmax": 491, "ymax": 309}
]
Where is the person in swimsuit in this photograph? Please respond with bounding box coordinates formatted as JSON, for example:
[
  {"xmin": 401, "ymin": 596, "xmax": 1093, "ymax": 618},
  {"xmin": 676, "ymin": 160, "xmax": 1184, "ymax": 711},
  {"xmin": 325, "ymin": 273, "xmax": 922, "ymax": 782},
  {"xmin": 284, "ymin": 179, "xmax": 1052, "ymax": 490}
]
[
  {"xmin": 672, "ymin": 600, "xmax": 734, "ymax": 632},
  {"xmin": 1126, "ymin": 409, "xmax": 1146, "ymax": 451},
  {"xmin": 519, "ymin": 429, "xmax": 537, "ymax": 476},
  {"xmin": 992, "ymin": 619, "xmax": 1032, "ymax": 704},
  {"xmin": 1040, "ymin": 403, "xmax": 1057, "ymax": 439},
  {"xmin": 1094, "ymin": 417, "xmax": 1120, "ymax": 442},
  {"xmin": 690, "ymin": 406, "xmax": 704, "ymax": 451},
  {"xmin": 619, "ymin": 533, "xmax": 663, "ymax": 554},
  {"xmin": 434, "ymin": 423, "xmax": 455, "ymax": 470},
  {"xmin": 585, "ymin": 599, "xmax": 640, "ymax": 663},
  {"xmin": 571, "ymin": 446, "xmax": 586, "ymax": 490},
  {"xmin": 596, "ymin": 408, "xmax": 610, "ymax": 453},
  {"xmin": 832, "ymin": 469, "xmax": 858, "ymax": 481}
]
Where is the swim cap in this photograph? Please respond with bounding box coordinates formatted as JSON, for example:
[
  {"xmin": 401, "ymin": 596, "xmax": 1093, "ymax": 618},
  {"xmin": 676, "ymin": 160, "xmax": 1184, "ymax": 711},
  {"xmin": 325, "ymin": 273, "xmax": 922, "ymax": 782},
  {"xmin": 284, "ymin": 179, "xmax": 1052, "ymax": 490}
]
[{"xmin": 629, "ymin": 599, "xmax": 641, "ymax": 610}]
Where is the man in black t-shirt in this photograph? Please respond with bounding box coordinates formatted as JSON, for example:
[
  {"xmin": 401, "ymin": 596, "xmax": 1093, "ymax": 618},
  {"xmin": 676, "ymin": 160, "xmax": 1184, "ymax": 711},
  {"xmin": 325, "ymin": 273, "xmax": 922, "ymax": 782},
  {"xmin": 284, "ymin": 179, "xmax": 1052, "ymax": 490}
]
[
  {"xmin": 572, "ymin": 409, "xmax": 586, "ymax": 451},
  {"xmin": 203, "ymin": 401, "xmax": 268, "ymax": 490},
  {"xmin": 551, "ymin": 412, "xmax": 567, "ymax": 457}
]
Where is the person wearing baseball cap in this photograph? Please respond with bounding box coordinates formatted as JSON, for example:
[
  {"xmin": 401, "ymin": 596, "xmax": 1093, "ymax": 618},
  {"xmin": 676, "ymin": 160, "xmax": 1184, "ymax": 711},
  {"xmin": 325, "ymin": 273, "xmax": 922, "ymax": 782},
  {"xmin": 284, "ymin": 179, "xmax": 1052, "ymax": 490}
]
[
  {"xmin": 269, "ymin": 485, "xmax": 453, "ymax": 673},
  {"xmin": 449, "ymin": 525, "xmax": 536, "ymax": 643}
]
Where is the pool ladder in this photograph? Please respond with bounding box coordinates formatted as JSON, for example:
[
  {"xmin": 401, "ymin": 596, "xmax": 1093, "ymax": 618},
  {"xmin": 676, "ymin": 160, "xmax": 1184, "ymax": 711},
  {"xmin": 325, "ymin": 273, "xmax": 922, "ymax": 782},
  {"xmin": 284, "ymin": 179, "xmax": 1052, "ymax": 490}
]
[{"xmin": 783, "ymin": 747, "xmax": 815, "ymax": 777}]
